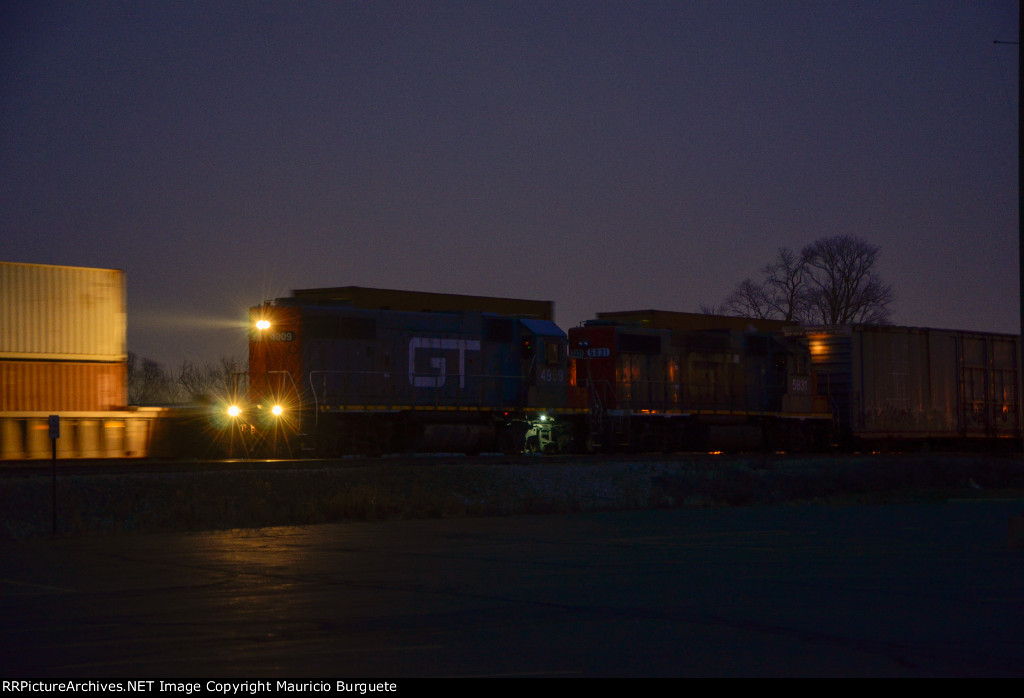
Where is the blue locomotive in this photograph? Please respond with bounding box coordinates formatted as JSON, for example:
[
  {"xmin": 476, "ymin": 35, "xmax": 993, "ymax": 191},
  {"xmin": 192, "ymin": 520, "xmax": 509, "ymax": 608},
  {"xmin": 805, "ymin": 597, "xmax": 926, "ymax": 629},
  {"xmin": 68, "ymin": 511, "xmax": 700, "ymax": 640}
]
[{"xmin": 246, "ymin": 287, "xmax": 575, "ymax": 455}]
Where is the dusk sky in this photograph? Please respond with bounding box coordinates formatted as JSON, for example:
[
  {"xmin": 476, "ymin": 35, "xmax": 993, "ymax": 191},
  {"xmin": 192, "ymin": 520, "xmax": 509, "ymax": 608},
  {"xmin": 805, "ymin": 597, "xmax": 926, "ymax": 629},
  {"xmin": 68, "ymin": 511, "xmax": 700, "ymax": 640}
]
[{"xmin": 2, "ymin": 0, "xmax": 1018, "ymax": 369}]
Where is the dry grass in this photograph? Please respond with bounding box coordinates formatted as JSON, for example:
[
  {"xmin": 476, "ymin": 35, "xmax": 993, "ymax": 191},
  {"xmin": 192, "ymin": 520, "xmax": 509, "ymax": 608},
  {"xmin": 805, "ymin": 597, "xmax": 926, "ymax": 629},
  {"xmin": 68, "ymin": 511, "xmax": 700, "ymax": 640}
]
[{"xmin": 1, "ymin": 453, "xmax": 1022, "ymax": 538}]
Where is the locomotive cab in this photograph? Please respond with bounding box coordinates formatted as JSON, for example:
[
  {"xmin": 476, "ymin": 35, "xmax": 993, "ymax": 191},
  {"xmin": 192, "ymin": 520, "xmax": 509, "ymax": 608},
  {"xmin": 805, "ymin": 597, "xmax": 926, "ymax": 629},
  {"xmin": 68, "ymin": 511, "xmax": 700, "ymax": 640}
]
[
  {"xmin": 246, "ymin": 302, "xmax": 305, "ymax": 455},
  {"xmin": 517, "ymin": 319, "xmax": 568, "ymax": 409},
  {"xmin": 516, "ymin": 319, "xmax": 580, "ymax": 453}
]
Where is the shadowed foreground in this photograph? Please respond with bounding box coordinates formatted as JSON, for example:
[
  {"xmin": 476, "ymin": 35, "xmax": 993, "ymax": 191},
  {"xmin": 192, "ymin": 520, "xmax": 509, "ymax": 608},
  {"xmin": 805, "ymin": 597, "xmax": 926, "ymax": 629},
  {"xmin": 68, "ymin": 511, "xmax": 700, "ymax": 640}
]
[{"xmin": 1, "ymin": 502, "xmax": 1022, "ymax": 677}]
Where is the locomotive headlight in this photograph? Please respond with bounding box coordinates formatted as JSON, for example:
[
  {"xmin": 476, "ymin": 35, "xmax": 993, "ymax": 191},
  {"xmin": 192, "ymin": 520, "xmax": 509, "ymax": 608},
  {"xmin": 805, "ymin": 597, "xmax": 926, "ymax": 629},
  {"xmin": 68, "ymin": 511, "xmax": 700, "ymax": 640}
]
[
  {"xmin": 227, "ymin": 404, "xmax": 242, "ymax": 418},
  {"xmin": 271, "ymin": 404, "xmax": 283, "ymax": 417},
  {"xmin": 256, "ymin": 319, "xmax": 271, "ymax": 331}
]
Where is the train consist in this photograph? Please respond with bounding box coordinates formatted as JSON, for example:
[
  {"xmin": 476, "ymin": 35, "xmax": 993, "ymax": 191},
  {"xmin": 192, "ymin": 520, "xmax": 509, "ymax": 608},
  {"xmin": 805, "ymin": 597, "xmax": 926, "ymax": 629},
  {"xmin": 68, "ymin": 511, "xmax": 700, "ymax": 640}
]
[
  {"xmin": 240, "ymin": 287, "xmax": 841, "ymax": 456},
  {"xmin": 4, "ymin": 266, "xmax": 1019, "ymax": 459}
]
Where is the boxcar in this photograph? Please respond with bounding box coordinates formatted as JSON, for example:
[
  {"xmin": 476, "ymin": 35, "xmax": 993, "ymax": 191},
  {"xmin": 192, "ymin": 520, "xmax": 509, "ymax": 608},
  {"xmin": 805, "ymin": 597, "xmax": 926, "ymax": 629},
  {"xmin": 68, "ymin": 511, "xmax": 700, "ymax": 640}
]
[
  {"xmin": 246, "ymin": 294, "xmax": 573, "ymax": 455},
  {"xmin": 788, "ymin": 325, "xmax": 1022, "ymax": 447}
]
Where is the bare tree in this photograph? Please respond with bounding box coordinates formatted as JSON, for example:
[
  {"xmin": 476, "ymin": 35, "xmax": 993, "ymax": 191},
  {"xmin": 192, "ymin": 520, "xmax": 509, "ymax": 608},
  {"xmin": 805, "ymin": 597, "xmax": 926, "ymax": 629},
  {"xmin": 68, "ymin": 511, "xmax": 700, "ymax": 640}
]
[
  {"xmin": 801, "ymin": 235, "xmax": 894, "ymax": 325},
  {"xmin": 722, "ymin": 277, "xmax": 776, "ymax": 319},
  {"xmin": 762, "ymin": 247, "xmax": 809, "ymax": 322},
  {"xmin": 720, "ymin": 248, "xmax": 809, "ymax": 322},
  {"xmin": 715, "ymin": 236, "xmax": 894, "ymax": 326},
  {"xmin": 178, "ymin": 360, "xmax": 220, "ymax": 403},
  {"xmin": 178, "ymin": 357, "xmax": 245, "ymax": 403},
  {"xmin": 127, "ymin": 352, "xmax": 178, "ymax": 405},
  {"xmin": 129, "ymin": 353, "xmax": 246, "ymax": 405}
]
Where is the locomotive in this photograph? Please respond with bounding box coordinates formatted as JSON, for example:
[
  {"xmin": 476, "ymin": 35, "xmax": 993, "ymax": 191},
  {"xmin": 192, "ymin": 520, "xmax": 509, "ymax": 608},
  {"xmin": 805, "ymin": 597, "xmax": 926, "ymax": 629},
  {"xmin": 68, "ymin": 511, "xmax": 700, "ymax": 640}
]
[
  {"xmin": 568, "ymin": 314, "xmax": 830, "ymax": 452},
  {"xmin": 239, "ymin": 287, "xmax": 831, "ymax": 455},
  {"xmin": 244, "ymin": 287, "xmax": 578, "ymax": 456}
]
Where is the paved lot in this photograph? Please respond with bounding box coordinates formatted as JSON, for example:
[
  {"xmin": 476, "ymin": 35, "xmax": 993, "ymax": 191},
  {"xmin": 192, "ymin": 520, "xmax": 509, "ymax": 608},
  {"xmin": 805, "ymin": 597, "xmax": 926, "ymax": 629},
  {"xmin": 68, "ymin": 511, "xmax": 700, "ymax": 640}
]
[{"xmin": 1, "ymin": 501, "xmax": 1022, "ymax": 677}]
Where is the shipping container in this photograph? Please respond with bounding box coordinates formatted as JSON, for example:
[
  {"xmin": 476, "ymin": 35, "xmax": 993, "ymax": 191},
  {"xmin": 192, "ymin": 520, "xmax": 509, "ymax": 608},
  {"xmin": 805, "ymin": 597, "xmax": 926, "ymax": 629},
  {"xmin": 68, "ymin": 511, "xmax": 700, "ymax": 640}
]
[
  {"xmin": 0, "ymin": 360, "xmax": 127, "ymax": 411},
  {"xmin": 790, "ymin": 325, "xmax": 1021, "ymax": 443},
  {"xmin": 0, "ymin": 261, "xmax": 126, "ymax": 361}
]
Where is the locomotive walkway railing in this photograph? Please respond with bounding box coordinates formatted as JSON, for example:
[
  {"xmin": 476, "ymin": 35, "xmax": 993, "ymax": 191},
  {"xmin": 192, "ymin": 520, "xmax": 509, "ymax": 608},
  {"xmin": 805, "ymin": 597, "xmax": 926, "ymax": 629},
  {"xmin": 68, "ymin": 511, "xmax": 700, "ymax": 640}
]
[
  {"xmin": 297, "ymin": 371, "xmax": 793, "ymax": 417},
  {"xmin": 306, "ymin": 370, "xmax": 559, "ymax": 416},
  {"xmin": 581, "ymin": 377, "xmax": 788, "ymax": 415}
]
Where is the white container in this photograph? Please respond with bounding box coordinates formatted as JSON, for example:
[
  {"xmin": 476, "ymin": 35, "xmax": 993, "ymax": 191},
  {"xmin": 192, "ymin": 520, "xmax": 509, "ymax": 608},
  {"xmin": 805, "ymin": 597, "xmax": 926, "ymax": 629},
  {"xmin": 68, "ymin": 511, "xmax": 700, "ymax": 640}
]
[{"xmin": 0, "ymin": 261, "xmax": 126, "ymax": 361}]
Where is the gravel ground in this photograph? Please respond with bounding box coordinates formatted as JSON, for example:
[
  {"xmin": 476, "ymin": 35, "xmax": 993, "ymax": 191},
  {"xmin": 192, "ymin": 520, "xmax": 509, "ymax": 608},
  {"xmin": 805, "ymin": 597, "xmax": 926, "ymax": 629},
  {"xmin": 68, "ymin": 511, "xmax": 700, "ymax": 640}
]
[{"xmin": 2, "ymin": 453, "xmax": 1023, "ymax": 538}]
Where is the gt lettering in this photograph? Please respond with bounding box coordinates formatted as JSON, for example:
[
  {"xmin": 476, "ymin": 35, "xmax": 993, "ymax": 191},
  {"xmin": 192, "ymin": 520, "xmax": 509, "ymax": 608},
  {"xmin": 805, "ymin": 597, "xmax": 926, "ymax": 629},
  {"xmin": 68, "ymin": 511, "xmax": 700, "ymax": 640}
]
[{"xmin": 409, "ymin": 338, "xmax": 480, "ymax": 388}]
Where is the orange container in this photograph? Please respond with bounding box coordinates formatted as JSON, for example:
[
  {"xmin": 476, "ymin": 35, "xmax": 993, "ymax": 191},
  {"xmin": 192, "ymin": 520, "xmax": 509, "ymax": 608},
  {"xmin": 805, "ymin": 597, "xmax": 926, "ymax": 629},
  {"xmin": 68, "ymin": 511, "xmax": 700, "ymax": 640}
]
[{"xmin": 0, "ymin": 360, "xmax": 127, "ymax": 411}]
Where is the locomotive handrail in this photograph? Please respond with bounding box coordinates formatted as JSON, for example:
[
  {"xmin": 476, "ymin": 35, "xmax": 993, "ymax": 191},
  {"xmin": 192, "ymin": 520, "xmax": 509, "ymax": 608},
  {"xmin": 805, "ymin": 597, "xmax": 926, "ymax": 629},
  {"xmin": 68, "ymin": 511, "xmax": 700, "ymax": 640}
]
[
  {"xmin": 266, "ymin": 370, "xmax": 301, "ymax": 404},
  {"xmin": 580, "ymin": 377, "xmax": 793, "ymax": 415},
  {"xmin": 581, "ymin": 378, "xmax": 612, "ymax": 413},
  {"xmin": 306, "ymin": 369, "xmax": 543, "ymax": 415}
]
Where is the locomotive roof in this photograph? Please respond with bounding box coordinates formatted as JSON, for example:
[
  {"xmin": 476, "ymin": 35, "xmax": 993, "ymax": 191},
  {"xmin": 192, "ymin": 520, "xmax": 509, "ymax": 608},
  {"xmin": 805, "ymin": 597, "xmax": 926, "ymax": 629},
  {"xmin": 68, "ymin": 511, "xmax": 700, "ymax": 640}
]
[
  {"xmin": 287, "ymin": 286, "xmax": 554, "ymax": 321},
  {"xmin": 787, "ymin": 324, "xmax": 1021, "ymax": 340},
  {"xmin": 595, "ymin": 309, "xmax": 796, "ymax": 333},
  {"xmin": 519, "ymin": 318, "xmax": 566, "ymax": 338}
]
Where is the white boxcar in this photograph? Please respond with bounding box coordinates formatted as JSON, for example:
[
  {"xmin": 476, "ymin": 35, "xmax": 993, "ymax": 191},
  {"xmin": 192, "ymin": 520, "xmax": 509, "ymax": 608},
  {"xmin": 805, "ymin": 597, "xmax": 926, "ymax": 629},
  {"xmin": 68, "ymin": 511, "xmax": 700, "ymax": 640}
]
[{"xmin": 790, "ymin": 325, "xmax": 1020, "ymax": 444}]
